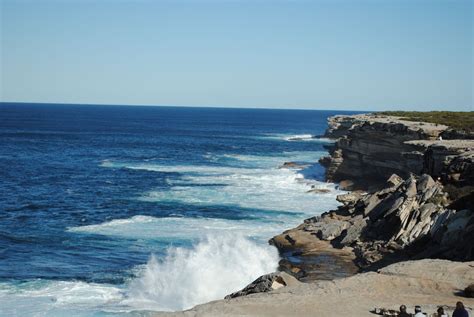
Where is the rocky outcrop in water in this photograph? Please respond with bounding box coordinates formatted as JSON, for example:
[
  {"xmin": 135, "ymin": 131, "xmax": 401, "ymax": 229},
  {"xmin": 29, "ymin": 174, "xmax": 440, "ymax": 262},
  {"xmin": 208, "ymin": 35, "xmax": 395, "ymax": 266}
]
[
  {"xmin": 271, "ymin": 174, "xmax": 473, "ymax": 270},
  {"xmin": 320, "ymin": 114, "xmax": 474, "ymax": 190}
]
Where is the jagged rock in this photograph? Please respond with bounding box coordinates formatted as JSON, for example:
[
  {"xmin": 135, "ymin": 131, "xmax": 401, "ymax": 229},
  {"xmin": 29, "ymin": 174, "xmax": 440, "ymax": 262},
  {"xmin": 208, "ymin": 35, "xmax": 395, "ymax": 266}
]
[
  {"xmin": 316, "ymin": 219, "xmax": 349, "ymax": 240},
  {"xmin": 340, "ymin": 215, "xmax": 367, "ymax": 245},
  {"xmin": 336, "ymin": 191, "xmax": 365, "ymax": 206},
  {"xmin": 440, "ymin": 209, "xmax": 472, "ymax": 247},
  {"xmin": 405, "ymin": 177, "xmax": 418, "ymax": 198},
  {"xmin": 362, "ymin": 193, "xmax": 383, "ymax": 216},
  {"xmin": 417, "ymin": 174, "xmax": 436, "ymax": 193},
  {"xmin": 386, "ymin": 174, "xmax": 404, "ymax": 188},
  {"xmin": 368, "ymin": 192, "xmax": 405, "ymax": 221},
  {"xmin": 224, "ymin": 272, "xmax": 299, "ymax": 299},
  {"xmin": 272, "ymin": 173, "xmax": 473, "ymax": 270}
]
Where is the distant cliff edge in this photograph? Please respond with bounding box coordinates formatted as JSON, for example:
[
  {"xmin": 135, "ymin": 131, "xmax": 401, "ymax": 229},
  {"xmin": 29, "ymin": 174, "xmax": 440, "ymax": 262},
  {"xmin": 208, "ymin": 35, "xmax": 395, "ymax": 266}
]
[{"xmin": 319, "ymin": 113, "xmax": 474, "ymax": 192}]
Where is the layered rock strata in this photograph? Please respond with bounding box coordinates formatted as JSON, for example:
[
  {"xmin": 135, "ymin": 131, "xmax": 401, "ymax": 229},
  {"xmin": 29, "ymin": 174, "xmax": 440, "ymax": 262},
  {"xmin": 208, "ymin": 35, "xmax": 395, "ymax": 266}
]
[
  {"xmin": 320, "ymin": 114, "xmax": 474, "ymax": 190},
  {"xmin": 271, "ymin": 174, "xmax": 473, "ymax": 272}
]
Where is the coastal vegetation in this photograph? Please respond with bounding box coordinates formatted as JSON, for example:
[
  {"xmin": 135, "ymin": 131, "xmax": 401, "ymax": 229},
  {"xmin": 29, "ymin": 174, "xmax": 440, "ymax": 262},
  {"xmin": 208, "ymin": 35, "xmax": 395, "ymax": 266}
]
[{"xmin": 379, "ymin": 111, "xmax": 474, "ymax": 132}]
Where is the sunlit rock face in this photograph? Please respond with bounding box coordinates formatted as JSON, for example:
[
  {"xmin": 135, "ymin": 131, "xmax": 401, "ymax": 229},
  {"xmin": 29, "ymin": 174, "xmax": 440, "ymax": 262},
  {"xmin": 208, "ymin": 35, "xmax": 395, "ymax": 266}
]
[{"xmin": 320, "ymin": 114, "xmax": 473, "ymax": 190}]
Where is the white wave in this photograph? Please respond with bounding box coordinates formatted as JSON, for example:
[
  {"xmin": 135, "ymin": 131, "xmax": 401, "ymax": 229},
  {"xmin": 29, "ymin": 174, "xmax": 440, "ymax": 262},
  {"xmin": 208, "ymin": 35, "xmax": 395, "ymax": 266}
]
[
  {"xmin": 100, "ymin": 151, "xmax": 340, "ymax": 220},
  {"xmin": 213, "ymin": 151, "xmax": 328, "ymax": 167},
  {"xmin": 0, "ymin": 280, "xmax": 124, "ymax": 317},
  {"xmin": 283, "ymin": 134, "xmax": 314, "ymax": 141},
  {"xmin": 258, "ymin": 133, "xmax": 334, "ymax": 143},
  {"xmin": 124, "ymin": 234, "xmax": 278, "ymax": 311},
  {"xmin": 138, "ymin": 165, "xmax": 338, "ymax": 215},
  {"xmin": 82, "ymin": 151, "xmax": 344, "ymax": 313},
  {"xmin": 68, "ymin": 216, "xmax": 286, "ymax": 241},
  {"xmin": 0, "ymin": 235, "xmax": 279, "ymax": 314}
]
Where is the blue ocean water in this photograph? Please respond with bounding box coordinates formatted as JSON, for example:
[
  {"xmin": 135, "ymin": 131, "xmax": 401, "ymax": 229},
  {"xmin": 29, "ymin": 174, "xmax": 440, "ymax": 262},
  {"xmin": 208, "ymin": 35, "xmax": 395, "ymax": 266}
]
[{"xmin": 0, "ymin": 103, "xmax": 357, "ymax": 316}]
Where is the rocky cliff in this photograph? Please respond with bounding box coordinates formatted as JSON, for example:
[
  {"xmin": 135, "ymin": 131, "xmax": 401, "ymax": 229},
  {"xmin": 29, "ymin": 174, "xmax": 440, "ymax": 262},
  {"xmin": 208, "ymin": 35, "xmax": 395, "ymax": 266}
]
[
  {"xmin": 277, "ymin": 114, "xmax": 474, "ymax": 276},
  {"xmin": 320, "ymin": 114, "xmax": 474, "ymax": 190},
  {"xmin": 271, "ymin": 174, "xmax": 473, "ymax": 273}
]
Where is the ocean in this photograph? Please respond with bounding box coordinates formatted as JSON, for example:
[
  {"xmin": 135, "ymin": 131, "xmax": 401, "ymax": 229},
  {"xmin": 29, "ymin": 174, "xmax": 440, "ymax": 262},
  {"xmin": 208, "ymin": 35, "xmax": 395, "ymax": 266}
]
[{"xmin": 0, "ymin": 103, "xmax": 357, "ymax": 316}]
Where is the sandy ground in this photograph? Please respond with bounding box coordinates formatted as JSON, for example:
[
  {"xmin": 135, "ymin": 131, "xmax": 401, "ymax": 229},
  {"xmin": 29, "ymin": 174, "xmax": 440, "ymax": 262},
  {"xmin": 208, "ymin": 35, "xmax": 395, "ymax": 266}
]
[{"xmin": 153, "ymin": 259, "xmax": 474, "ymax": 317}]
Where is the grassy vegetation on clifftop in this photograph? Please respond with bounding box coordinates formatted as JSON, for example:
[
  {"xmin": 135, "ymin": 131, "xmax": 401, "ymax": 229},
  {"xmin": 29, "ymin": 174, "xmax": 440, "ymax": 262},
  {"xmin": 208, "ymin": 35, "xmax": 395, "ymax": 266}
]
[{"xmin": 378, "ymin": 111, "xmax": 474, "ymax": 132}]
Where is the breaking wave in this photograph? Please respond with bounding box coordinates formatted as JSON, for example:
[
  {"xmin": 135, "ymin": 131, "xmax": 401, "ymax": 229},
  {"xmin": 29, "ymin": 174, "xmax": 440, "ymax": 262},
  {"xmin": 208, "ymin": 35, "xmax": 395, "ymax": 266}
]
[
  {"xmin": 0, "ymin": 235, "xmax": 279, "ymax": 314},
  {"xmin": 124, "ymin": 234, "xmax": 279, "ymax": 311}
]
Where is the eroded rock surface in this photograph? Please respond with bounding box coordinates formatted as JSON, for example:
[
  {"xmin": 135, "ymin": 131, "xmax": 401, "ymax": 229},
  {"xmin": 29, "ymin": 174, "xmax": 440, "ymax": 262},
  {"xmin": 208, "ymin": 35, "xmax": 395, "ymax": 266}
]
[
  {"xmin": 224, "ymin": 272, "xmax": 299, "ymax": 299},
  {"xmin": 320, "ymin": 114, "xmax": 474, "ymax": 190},
  {"xmin": 271, "ymin": 174, "xmax": 473, "ymax": 270},
  {"xmin": 157, "ymin": 259, "xmax": 474, "ymax": 317}
]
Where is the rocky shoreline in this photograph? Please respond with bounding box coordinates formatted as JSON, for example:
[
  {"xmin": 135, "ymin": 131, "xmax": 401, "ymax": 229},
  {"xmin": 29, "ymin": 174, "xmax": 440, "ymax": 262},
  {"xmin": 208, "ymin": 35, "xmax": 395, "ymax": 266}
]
[
  {"xmin": 270, "ymin": 114, "xmax": 473, "ymax": 281},
  {"xmin": 156, "ymin": 113, "xmax": 474, "ymax": 316},
  {"xmin": 158, "ymin": 259, "xmax": 474, "ymax": 317}
]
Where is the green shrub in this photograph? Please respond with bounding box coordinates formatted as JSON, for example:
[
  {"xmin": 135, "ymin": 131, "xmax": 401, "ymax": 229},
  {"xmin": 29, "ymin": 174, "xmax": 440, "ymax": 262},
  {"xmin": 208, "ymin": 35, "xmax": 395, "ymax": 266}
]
[{"xmin": 378, "ymin": 111, "xmax": 474, "ymax": 132}]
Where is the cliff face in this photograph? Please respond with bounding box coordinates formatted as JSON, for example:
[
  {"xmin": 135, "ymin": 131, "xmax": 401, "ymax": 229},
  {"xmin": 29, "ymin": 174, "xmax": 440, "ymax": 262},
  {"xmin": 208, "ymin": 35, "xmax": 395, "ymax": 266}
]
[
  {"xmin": 271, "ymin": 174, "xmax": 473, "ymax": 272},
  {"xmin": 320, "ymin": 114, "xmax": 474, "ymax": 190},
  {"xmin": 273, "ymin": 114, "xmax": 474, "ymax": 278}
]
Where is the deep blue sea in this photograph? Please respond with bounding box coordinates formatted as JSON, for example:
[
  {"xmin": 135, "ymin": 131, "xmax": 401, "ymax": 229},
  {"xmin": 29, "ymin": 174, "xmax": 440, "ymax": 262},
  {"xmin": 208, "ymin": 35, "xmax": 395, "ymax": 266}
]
[{"xmin": 0, "ymin": 103, "xmax": 357, "ymax": 316}]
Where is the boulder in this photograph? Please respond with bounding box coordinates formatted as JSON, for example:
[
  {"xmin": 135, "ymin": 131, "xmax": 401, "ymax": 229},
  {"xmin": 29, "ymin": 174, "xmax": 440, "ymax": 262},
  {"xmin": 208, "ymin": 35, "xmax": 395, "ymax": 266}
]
[
  {"xmin": 416, "ymin": 174, "xmax": 436, "ymax": 193},
  {"xmin": 404, "ymin": 177, "xmax": 418, "ymax": 198},
  {"xmin": 316, "ymin": 219, "xmax": 349, "ymax": 241},
  {"xmin": 340, "ymin": 215, "xmax": 367, "ymax": 245},
  {"xmin": 386, "ymin": 174, "xmax": 404, "ymax": 188},
  {"xmin": 336, "ymin": 191, "xmax": 365, "ymax": 206},
  {"xmin": 224, "ymin": 272, "xmax": 299, "ymax": 299}
]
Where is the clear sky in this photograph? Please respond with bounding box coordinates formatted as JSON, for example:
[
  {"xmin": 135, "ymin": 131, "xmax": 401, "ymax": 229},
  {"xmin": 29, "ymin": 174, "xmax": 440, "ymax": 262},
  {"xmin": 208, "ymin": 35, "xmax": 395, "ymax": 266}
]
[{"xmin": 0, "ymin": 0, "xmax": 472, "ymax": 111}]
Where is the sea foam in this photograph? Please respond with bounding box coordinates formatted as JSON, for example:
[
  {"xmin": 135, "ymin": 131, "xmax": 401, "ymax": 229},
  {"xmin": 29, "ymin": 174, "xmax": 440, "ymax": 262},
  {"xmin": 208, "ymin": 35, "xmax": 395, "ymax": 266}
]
[
  {"xmin": 0, "ymin": 235, "xmax": 278, "ymax": 314},
  {"xmin": 104, "ymin": 151, "xmax": 338, "ymax": 215},
  {"xmin": 68, "ymin": 215, "xmax": 285, "ymax": 241},
  {"xmin": 58, "ymin": 150, "xmax": 341, "ymax": 314},
  {"xmin": 259, "ymin": 133, "xmax": 335, "ymax": 143},
  {"xmin": 124, "ymin": 234, "xmax": 279, "ymax": 311}
]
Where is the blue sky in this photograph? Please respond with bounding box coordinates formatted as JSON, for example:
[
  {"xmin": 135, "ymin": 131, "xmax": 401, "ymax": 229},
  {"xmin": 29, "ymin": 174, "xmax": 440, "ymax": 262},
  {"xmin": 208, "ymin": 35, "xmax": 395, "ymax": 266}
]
[{"xmin": 1, "ymin": 0, "xmax": 472, "ymax": 111}]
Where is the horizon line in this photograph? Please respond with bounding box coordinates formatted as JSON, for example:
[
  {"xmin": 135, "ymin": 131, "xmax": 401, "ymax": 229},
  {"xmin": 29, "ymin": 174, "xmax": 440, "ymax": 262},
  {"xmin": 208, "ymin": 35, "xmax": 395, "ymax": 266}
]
[
  {"xmin": 0, "ymin": 101, "xmax": 375, "ymax": 112},
  {"xmin": 2, "ymin": 101, "xmax": 472, "ymax": 112}
]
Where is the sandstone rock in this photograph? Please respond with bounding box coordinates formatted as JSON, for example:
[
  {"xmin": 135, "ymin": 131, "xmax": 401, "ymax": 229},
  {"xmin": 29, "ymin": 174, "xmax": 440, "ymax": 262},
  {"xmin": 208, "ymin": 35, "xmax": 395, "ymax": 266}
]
[
  {"xmin": 307, "ymin": 188, "xmax": 331, "ymax": 194},
  {"xmin": 336, "ymin": 191, "xmax": 365, "ymax": 206},
  {"xmin": 224, "ymin": 272, "xmax": 299, "ymax": 299},
  {"xmin": 322, "ymin": 114, "xmax": 473, "ymax": 190},
  {"xmin": 282, "ymin": 173, "xmax": 471, "ymax": 269},
  {"xmin": 416, "ymin": 174, "xmax": 436, "ymax": 193},
  {"xmin": 386, "ymin": 174, "xmax": 404, "ymax": 188},
  {"xmin": 404, "ymin": 177, "xmax": 418, "ymax": 198},
  {"xmin": 338, "ymin": 179, "xmax": 354, "ymax": 191},
  {"xmin": 279, "ymin": 162, "xmax": 309, "ymax": 169},
  {"xmin": 316, "ymin": 219, "xmax": 349, "ymax": 241},
  {"xmin": 440, "ymin": 209, "xmax": 472, "ymax": 247},
  {"xmin": 340, "ymin": 215, "xmax": 367, "ymax": 245},
  {"xmin": 362, "ymin": 193, "xmax": 383, "ymax": 216}
]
